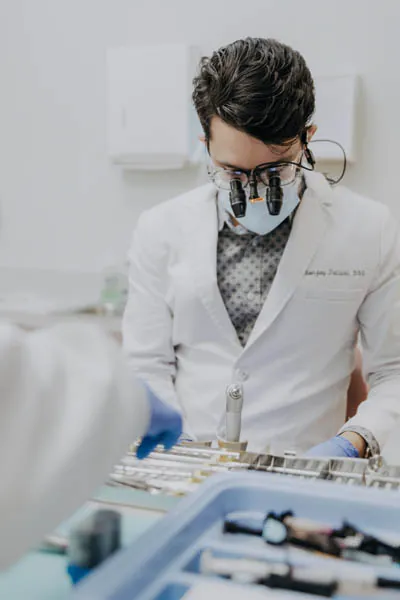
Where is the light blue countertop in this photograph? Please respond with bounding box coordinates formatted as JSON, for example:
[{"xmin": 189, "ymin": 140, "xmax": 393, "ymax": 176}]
[{"xmin": 0, "ymin": 486, "xmax": 180, "ymax": 600}]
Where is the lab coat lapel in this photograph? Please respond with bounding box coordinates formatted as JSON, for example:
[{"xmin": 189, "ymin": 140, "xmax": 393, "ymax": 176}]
[
  {"xmin": 246, "ymin": 173, "xmax": 332, "ymax": 348},
  {"xmin": 187, "ymin": 185, "xmax": 242, "ymax": 351}
]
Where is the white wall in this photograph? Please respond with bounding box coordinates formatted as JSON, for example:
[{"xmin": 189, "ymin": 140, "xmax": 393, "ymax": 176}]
[{"xmin": 1, "ymin": 0, "xmax": 400, "ymax": 272}]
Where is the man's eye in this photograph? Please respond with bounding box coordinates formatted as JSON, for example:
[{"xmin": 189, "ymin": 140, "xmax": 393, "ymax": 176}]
[{"xmin": 221, "ymin": 169, "xmax": 238, "ymax": 177}]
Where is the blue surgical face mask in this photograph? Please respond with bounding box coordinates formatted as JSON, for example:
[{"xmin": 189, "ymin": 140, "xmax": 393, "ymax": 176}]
[{"xmin": 219, "ymin": 180, "xmax": 300, "ymax": 236}]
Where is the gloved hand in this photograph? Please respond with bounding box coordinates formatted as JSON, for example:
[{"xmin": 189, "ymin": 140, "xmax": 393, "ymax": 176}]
[
  {"xmin": 136, "ymin": 387, "xmax": 183, "ymax": 459},
  {"xmin": 306, "ymin": 435, "xmax": 359, "ymax": 458}
]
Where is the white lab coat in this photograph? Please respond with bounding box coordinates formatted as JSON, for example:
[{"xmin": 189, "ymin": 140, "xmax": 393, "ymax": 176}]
[
  {"xmin": 123, "ymin": 171, "xmax": 400, "ymax": 454},
  {"xmin": 0, "ymin": 322, "xmax": 149, "ymax": 569}
]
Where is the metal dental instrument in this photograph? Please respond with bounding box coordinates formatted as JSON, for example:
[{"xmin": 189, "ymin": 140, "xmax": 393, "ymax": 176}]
[
  {"xmin": 217, "ymin": 384, "xmax": 248, "ymax": 452},
  {"xmin": 109, "ymin": 444, "xmax": 400, "ymax": 497},
  {"xmin": 225, "ymin": 383, "xmax": 243, "ymax": 442}
]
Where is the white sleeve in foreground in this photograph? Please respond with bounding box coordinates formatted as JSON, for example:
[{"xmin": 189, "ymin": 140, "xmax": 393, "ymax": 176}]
[{"xmin": 0, "ymin": 321, "xmax": 149, "ymax": 569}]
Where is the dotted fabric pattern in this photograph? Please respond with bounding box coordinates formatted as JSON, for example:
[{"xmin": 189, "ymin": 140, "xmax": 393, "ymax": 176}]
[{"xmin": 217, "ymin": 219, "xmax": 291, "ymax": 347}]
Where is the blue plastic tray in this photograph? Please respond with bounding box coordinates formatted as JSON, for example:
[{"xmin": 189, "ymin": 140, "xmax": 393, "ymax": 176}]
[{"xmin": 71, "ymin": 472, "xmax": 400, "ymax": 600}]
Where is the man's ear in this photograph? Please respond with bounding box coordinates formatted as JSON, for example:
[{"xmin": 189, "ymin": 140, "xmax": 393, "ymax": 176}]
[
  {"xmin": 306, "ymin": 124, "xmax": 318, "ymax": 142},
  {"xmin": 198, "ymin": 135, "xmax": 206, "ymax": 145}
]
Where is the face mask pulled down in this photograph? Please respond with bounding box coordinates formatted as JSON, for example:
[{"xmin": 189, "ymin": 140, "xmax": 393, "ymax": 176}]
[{"xmin": 219, "ymin": 181, "xmax": 300, "ymax": 236}]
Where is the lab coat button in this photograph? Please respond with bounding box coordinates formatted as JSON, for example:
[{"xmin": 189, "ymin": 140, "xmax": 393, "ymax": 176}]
[{"xmin": 236, "ymin": 370, "xmax": 249, "ymax": 382}]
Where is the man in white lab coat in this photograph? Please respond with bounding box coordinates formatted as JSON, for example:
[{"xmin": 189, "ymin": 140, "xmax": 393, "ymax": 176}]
[
  {"xmin": 0, "ymin": 321, "xmax": 182, "ymax": 569},
  {"xmin": 123, "ymin": 37, "xmax": 400, "ymax": 459}
]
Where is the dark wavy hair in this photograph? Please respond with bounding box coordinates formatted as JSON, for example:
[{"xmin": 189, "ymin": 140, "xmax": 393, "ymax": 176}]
[{"xmin": 192, "ymin": 37, "xmax": 315, "ymax": 146}]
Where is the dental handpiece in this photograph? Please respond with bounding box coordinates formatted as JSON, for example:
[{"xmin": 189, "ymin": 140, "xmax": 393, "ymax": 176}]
[
  {"xmin": 200, "ymin": 550, "xmax": 400, "ymax": 596},
  {"xmin": 225, "ymin": 383, "xmax": 244, "ymax": 442}
]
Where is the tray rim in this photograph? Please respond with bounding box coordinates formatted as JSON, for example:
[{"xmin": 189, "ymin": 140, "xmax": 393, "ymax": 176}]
[{"xmin": 72, "ymin": 471, "xmax": 400, "ymax": 599}]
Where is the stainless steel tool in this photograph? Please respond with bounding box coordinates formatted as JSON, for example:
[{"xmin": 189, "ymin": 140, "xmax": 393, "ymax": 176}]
[{"xmin": 109, "ymin": 444, "xmax": 400, "ymax": 497}]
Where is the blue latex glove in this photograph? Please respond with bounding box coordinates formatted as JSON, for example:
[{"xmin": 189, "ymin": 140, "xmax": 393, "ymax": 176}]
[
  {"xmin": 306, "ymin": 435, "xmax": 359, "ymax": 458},
  {"xmin": 136, "ymin": 387, "xmax": 183, "ymax": 459}
]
